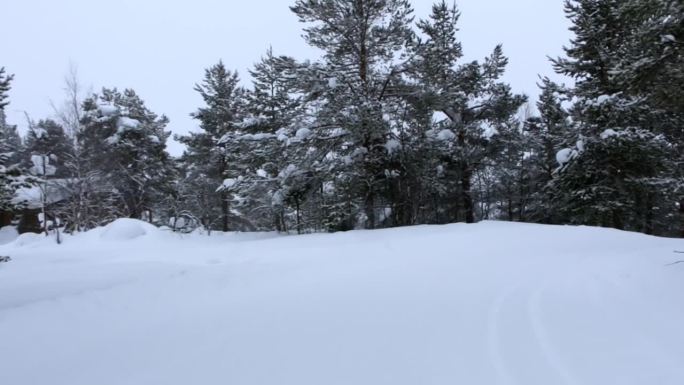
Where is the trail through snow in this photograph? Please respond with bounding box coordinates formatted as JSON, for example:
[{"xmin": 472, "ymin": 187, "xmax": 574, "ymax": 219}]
[{"xmin": 0, "ymin": 221, "xmax": 683, "ymax": 385}]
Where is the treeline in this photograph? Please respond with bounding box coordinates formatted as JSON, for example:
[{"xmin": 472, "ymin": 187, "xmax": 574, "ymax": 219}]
[{"xmin": 0, "ymin": 0, "xmax": 682, "ymax": 237}]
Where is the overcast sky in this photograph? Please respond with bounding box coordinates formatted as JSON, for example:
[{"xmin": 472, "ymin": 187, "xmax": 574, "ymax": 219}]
[{"xmin": 4, "ymin": 0, "xmax": 571, "ymax": 156}]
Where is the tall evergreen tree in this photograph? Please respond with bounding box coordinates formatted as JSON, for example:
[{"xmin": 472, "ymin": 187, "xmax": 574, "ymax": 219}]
[
  {"xmin": 178, "ymin": 62, "xmax": 246, "ymax": 231},
  {"xmin": 523, "ymin": 78, "xmax": 575, "ymax": 223},
  {"xmin": 80, "ymin": 88, "xmax": 175, "ymax": 222},
  {"xmin": 0, "ymin": 69, "xmax": 30, "ymax": 222},
  {"xmin": 410, "ymin": 1, "xmax": 526, "ymax": 223},
  {"xmin": 291, "ymin": 0, "xmax": 416, "ymax": 229},
  {"xmin": 551, "ymin": 0, "xmax": 680, "ymax": 235}
]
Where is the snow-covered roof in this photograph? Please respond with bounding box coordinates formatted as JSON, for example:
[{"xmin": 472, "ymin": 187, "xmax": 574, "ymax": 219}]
[{"xmin": 12, "ymin": 179, "xmax": 75, "ymax": 210}]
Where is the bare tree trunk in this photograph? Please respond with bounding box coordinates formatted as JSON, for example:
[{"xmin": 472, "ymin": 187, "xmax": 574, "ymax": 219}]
[
  {"xmin": 680, "ymin": 198, "xmax": 684, "ymax": 238},
  {"xmin": 221, "ymin": 192, "xmax": 229, "ymax": 232},
  {"xmin": 365, "ymin": 188, "xmax": 376, "ymax": 229},
  {"xmin": 296, "ymin": 198, "xmax": 302, "ymax": 234},
  {"xmin": 460, "ymin": 165, "xmax": 475, "ymax": 224}
]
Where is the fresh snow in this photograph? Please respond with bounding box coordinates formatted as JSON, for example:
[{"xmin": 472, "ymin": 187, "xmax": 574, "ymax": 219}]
[
  {"xmin": 12, "ymin": 179, "xmax": 73, "ymax": 209},
  {"xmin": 0, "ymin": 221, "xmax": 683, "ymax": 385},
  {"xmin": 29, "ymin": 154, "xmax": 57, "ymax": 176},
  {"xmin": 117, "ymin": 117, "xmax": 141, "ymax": 131},
  {"xmin": 100, "ymin": 218, "xmax": 157, "ymax": 241},
  {"xmin": 600, "ymin": 128, "xmax": 619, "ymax": 139},
  {"xmin": 481, "ymin": 121, "xmax": 499, "ymax": 139},
  {"xmin": 384, "ymin": 139, "xmax": 401, "ymax": 154},
  {"xmin": 556, "ymin": 148, "xmax": 577, "ymax": 165},
  {"xmin": 97, "ymin": 103, "xmax": 119, "ymax": 116},
  {"xmin": 0, "ymin": 226, "xmax": 18, "ymax": 245},
  {"xmin": 218, "ymin": 177, "xmax": 241, "ymax": 191},
  {"xmin": 295, "ymin": 127, "xmax": 312, "ymax": 141},
  {"xmin": 436, "ymin": 129, "xmax": 456, "ymax": 141}
]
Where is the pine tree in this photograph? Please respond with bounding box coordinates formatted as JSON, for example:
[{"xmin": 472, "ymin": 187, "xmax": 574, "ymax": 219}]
[
  {"xmin": 0, "ymin": 68, "xmax": 13, "ymax": 111},
  {"xmin": 523, "ymin": 78, "xmax": 575, "ymax": 223},
  {"xmin": 224, "ymin": 48, "xmax": 305, "ymax": 231},
  {"xmin": 410, "ymin": 1, "xmax": 526, "ymax": 223},
  {"xmin": 178, "ymin": 62, "xmax": 246, "ymax": 231},
  {"xmin": 291, "ymin": 0, "xmax": 416, "ymax": 229},
  {"xmin": 246, "ymin": 47, "xmax": 301, "ymax": 134},
  {"xmin": 0, "ymin": 69, "xmax": 30, "ymax": 221},
  {"xmin": 23, "ymin": 119, "xmax": 74, "ymax": 178},
  {"xmin": 80, "ymin": 88, "xmax": 176, "ymax": 223},
  {"xmin": 610, "ymin": 0, "xmax": 684, "ymax": 236},
  {"xmin": 550, "ymin": 0, "xmax": 680, "ymax": 235}
]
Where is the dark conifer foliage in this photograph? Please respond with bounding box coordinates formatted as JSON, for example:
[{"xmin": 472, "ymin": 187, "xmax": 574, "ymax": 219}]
[{"xmin": 3, "ymin": 0, "xmax": 683, "ymax": 237}]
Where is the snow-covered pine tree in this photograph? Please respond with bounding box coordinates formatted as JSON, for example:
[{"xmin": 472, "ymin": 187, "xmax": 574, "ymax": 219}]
[
  {"xmin": 246, "ymin": 48, "xmax": 301, "ymax": 135},
  {"xmin": 410, "ymin": 1, "xmax": 526, "ymax": 223},
  {"xmin": 609, "ymin": 0, "xmax": 684, "ymax": 236},
  {"xmin": 178, "ymin": 62, "xmax": 246, "ymax": 231},
  {"xmin": 0, "ymin": 127, "xmax": 23, "ymax": 216},
  {"xmin": 79, "ymin": 88, "xmax": 176, "ymax": 224},
  {"xmin": 0, "ymin": 68, "xmax": 23, "ymax": 168},
  {"xmin": 523, "ymin": 77, "xmax": 575, "ymax": 223},
  {"xmin": 224, "ymin": 48, "xmax": 304, "ymax": 232},
  {"xmin": 487, "ymin": 111, "xmax": 533, "ymax": 222},
  {"xmin": 23, "ymin": 119, "xmax": 74, "ymax": 178},
  {"xmin": 291, "ymin": 0, "xmax": 416, "ymax": 229},
  {"xmin": 0, "ymin": 69, "xmax": 31, "ymax": 225},
  {"xmin": 0, "ymin": 68, "xmax": 13, "ymax": 112},
  {"xmin": 550, "ymin": 0, "xmax": 678, "ymax": 235}
]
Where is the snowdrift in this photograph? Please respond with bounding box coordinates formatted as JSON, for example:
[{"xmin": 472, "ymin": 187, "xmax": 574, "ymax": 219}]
[
  {"xmin": 0, "ymin": 221, "xmax": 683, "ymax": 385},
  {"xmin": 100, "ymin": 218, "xmax": 159, "ymax": 241}
]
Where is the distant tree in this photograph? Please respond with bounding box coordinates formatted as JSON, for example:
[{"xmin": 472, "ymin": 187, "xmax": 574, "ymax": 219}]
[
  {"xmin": 23, "ymin": 119, "xmax": 74, "ymax": 178},
  {"xmin": 0, "ymin": 67, "xmax": 14, "ymax": 111},
  {"xmin": 0, "ymin": 69, "xmax": 31, "ymax": 220}
]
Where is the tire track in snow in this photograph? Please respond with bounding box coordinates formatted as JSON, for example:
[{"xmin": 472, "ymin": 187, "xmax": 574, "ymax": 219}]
[{"xmin": 527, "ymin": 285, "xmax": 579, "ymax": 385}]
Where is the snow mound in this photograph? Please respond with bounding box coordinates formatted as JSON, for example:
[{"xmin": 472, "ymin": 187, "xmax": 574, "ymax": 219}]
[
  {"xmin": 0, "ymin": 226, "xmax": 19, "ymax": 245},
  {"xmin": 11, "ymin": 232, "xmax": 44, "ymax": 247},
  {"xmin": 100, "ymin": 219, "xmax": 157, "ymax": 241}
]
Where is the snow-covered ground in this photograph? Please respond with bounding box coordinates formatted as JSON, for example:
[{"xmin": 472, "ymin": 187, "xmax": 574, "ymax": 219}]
[{"xmin": 1, "ymin": 220, "xmax": 683, "ymax": 385}]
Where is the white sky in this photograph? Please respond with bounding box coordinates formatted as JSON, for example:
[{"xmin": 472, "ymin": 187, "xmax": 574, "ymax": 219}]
[{"xmin": 4, "ymin": 0, "xmax": 571, "ymax": 156}]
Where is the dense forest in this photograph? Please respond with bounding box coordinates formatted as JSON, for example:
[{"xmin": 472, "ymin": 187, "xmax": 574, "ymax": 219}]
[{"xmin": 1, "ymin": 0, "xmax": 682, "ymax": 237}]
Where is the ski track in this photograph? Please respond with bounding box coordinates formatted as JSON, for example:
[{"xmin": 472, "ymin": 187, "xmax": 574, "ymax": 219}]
[
  {"xmin": 487, "ymin": 284, "xmax": 519, "ymax": 385},
  {"xmin": 528, "ymin": 284, "xmax": 578, "ymax": 385},
  {"xmin": 487, "ymin": 276, "xmax": 578, "ymax": 385}
]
